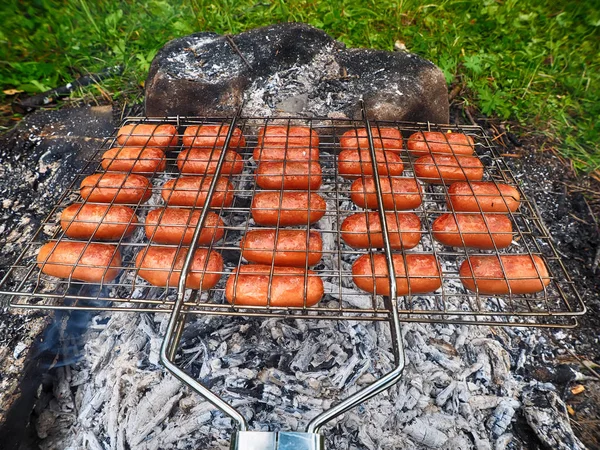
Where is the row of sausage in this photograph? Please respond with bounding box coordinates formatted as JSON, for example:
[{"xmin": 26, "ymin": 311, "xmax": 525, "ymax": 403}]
[{"xmin": 35, "ymin": 123, "xmax": 550, "ymax": 305}]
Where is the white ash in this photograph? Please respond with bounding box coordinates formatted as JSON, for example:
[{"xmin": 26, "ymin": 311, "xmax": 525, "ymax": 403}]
[
  {"xmin": 165, "ymin": 35, "xmax": 246, "ymax": 83},
  {"xmin": 36, "ymin": 308, "xmax": 583, "ymax": 450},
  {"xmin": 243, "ymin": 44, "xmax": 351, "ymax": 118}
]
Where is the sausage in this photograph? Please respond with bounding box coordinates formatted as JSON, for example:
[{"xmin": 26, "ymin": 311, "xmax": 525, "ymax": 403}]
[
  {"xmin": 240, "ymin": 229, "xmax": 323, "ymax": 267},
  {"xmin": 101, "ymin": 147, "xmax": 166, "ymax": 174},
  {"xmin": 135, "ymin": 246, "xmax": 223, "ymax": 289},
  {"xmin": 350, "ymin": 176, "xmax": 422, "ymax": 210},
  {"xmin": 338, "ymin": 149, "xmax": 404, "ymax": 179},
  {"xmin": 80, "ymin": 173, "xmax": 152, "ymax": 204},
  {"xmin": 407, "ymin": 131, "xmax": 474, "ymax": 157},
  {"xmin": 460, "ymin": 255, "xmax": 550, "ymax": 295},
  {"xmin": 257, "ymin": 125, "xmax": 319, "ymax": 149},
  {"xmin": 432, "ymin": 213, "xmax": 513, "ymax": 249},
  {"xmin": 352, "ymin": 253, "xmax": 441, "ymax": 296},
  {"xmin": 414, "ymin": 154, "xmax": 483, "ymax": 184},
  {"xmin": 145, "ymin": 208, "xmax": 225, "ymax": 245},
  {"xmin": 37, "ymin": 241, "xmax": 121, "ymax": 282},
  {"xmin": 446, "ymin": 182, "xmax": 521, "ymax": 212},
  {"xmin": 117, "ymin": 124, "xmax": 177, "ymax": 148},
  {"xmin": 251, "ymin": 191, "xmax": 327, "ymax": 226},
  {"xmin": 177, "ymin": 148, "xmax": 244, "ymax": 175},
  {"xmin": 339, "ymin": 127, "xmax": 402, "ymax": 153},
  {"xmin": 161, "ymin": 176, "xmax": 234, "ymax": 207},
  {"xmin": 256, "ymin": 161, "xmax": 322, "ymax": 190},
  {"xmin": 182, "ymin": 124, "xmax": 246, "ymax": 150},
  {"xmin": 253, "ymin": 146, "xmax": 319, "ymax": 162},
  {"xmin": 225, "ymin": 264, "xmax": 324, "ymax": 307},
  {"xmin": 341, "ymin": 212, "xmax": 421, "ymax": 249},
  {"xmin": 60, "ymin": 203, "xmax": 137, "ymax": 240}
]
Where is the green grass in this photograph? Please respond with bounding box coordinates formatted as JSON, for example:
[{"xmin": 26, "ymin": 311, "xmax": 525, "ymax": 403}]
[{"xmin": 1, "ymin": 0, "xmax": 598, "ymax": 172}]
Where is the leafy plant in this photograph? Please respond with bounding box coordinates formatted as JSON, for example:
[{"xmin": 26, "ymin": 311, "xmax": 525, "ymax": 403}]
[{"xmin": 0, "ymin": 0, "xmax": 598, "ymax": 171}]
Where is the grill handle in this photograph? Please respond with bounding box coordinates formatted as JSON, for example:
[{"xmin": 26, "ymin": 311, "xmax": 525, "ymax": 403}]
[{"xmin": 230, "ymin": 431, "xmax": 324, "ymax": 450}]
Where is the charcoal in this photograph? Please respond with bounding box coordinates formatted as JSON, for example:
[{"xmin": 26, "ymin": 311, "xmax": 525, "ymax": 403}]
[{"xmin": 145, "ymin": 23, "xmax": 449, "ymax": 123}]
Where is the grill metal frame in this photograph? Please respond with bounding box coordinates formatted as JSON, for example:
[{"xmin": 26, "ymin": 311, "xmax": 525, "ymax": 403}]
[{"xmin": 0, "ymin": 113, "xmax": 585, "ymax": 327}]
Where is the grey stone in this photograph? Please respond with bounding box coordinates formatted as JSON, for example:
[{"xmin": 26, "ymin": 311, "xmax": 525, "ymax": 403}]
[{"xmin": 145, "ymin": 23, "xmax": 449, "ymax": 122}]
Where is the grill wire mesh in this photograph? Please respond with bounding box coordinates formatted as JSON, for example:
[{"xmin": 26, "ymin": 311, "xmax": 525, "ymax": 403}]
[{"xmin": 0, "ymin": 115, "xmax": 586, "ymax": 327}]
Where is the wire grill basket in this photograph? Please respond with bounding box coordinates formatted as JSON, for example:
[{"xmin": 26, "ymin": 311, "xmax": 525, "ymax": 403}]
[{"xmin": 0, "ymin": 114, "xmax": 585, "ymax": 327}]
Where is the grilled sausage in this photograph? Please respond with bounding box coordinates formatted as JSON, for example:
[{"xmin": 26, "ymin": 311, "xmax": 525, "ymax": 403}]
[
  {"xmin": 407, "ymin": 131, "xmax": 475, "ymax": 157},
  {"xmin": 257, "ymin": 125, "xmax": 319, "ymax": 149},
  {"xmin": 135, "ymin": 246, "xmax": 223, "ymax": 289},
  {"xmin": 460, "ymin": 255, "xmax": 550, "ymax": 295},
  {"xmin": 117, "ymin": 124, "xmax": 177, "ymax": 148},
  {"xmin": 432, "ymin": 213, "xmax": 513, "ymax": 249},
  {"xmin": 101, "ymin": 147, "xmax": 166, "ymax": 174},
  {"xmin": 414, "ymin": 154, "xmax": 483, "ymax": 184},
  {"xmin": 352, "ymin": 253, "xmax": 441, "ymax": 296},
  {"xmin": 182, "ymin": 124, "xmax": 245, "ymax": 150},
  {"xmin": 338, "ymin": 149, "xmax": 404, "ymax": 179},
  {"xmin": 251, "ymin": 191, "xmax": 327, "ymax": 226},
  {"xmin": 60, "ymin": 203, "xmax": 137, "ymax": 240},
  {"xmin": 161, "ymin": 176, "xmax": 234, "ymax": 207},
  {"xmin": 350, "ymin": 176, "xmax": 422, "ymax": 210},
  {"xmin": 341, "ymin": 212, "xmax": 421, "ymax": 249},
  {"xmin": 177, "ymin": 148, "xmax": 244, "ymax": 175},
  {"xmin": 447, "ymin": 182, "xmax": 521, "ymax": 212},
  {"xmin": 80, "ymin": 173, "xmax": 151, "ymax": 204},
  {"xmin": 145, "ymin": 208, "xmax": 224, "ymax": 245},
  {"xmin": 253, "ymin": 146, "xmax": 319, "ymax": 162},
  {"xmin": 339, "ymin": 127, "xmax": 402, "ymax": 153},
  {"xmin": 256, "ymin": 161, "xmax": 322, "ymax": 190},
  {"xmin": 225, "ymin": 264, "xmax": 324, "ymax": 307},
  {"xmin": 240, "ymin": 229, "xmax": 323, "ymax": 267},
  {"xmin": 37, "ymin": 241, "xmax": 121, "ymax": 282}
]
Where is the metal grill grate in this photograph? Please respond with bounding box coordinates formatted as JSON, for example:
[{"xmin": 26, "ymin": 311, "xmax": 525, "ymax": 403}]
[{"xmin": 0, "ymin": 114, "xmax": 586, "ymax": 327}]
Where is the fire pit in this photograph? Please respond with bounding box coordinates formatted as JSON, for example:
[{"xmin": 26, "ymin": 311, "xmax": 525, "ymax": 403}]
[
  {"xmin": 0, "ymin": 109, "xmax": 586, "ymax": 449},
  {"xmin": 0, "ymin": 23, "xmax": 589, "ymax": 450}
]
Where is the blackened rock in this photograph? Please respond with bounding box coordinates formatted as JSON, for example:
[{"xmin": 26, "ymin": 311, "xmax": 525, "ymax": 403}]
[{"xmin": 145, "ymin": 23, "xmax": 449, "ymax": 122}]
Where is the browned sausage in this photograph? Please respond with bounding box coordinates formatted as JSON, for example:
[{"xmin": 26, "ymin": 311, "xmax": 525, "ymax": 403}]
[
  {"xmin": 256, "ymin": 161, "xmax": 322, "ymax": 190},
  {"xmin": 117, "ymin": 124, "xmax": 178, "ymax": 148},
  {"xmin": 460, "ymin": 255, "xmax": 550, "ymax": 295},
  {"xmin": 407, "ymin": 131, "xmax": 475, "ymax": 157},
  {"xmin": 240, "ymin": 229, "xmax": 322, "ymax": 267},
  {"xmin": 225, "ymin": 264, "xmax": 324, "ymax": 307},
  {"xmin": 135, "ymin": 246, "xmax": 223, "ymax": 289},
  {"xmin": 339, "ymin": 127, "xmax": 402, "ymax": 153},
  {"xmin": 257, "ymin": 125, "xmax": 319, "ymax": 149},
  {"xmin": 145, "ymin": 208, "xmax": 225, "ymax": 245},
  {"xmin": 80, "ymin": 173, "xmax": 152, "ymax": 204},
  {"xmin": 37, "ymin": 241, "xmax": 121, "ymax": 282},
  {"xmin": 101, "ymin": 147, "xmax": 166, "ymax": 174},
  {"xmin": 338, "ymin": 149, "xmax": 404, "ymax": 179},
  {"xmin": 177, "ymin": 148, "xmax": 244, "ymax": 175},
  {"xmin": 414, "ymin": 154, "xmax": 483, "ymax": 184},
  {"xmin": 432, "ymin": 213, "xmax": 513, "ymax": 249},
  {"xmin": 60, "ymin": 203, "xmax": 137, "ymax": 240},
  {"xmin": 352, "ymin": 253, "xmax": 441, "ymax": 296},
  {"xmin": 251, "ymin": 191, "xmax": 327, "ymax": 226},
  {"xmin": 341, "ymin": 212, "xmax": 421, "ymax": 249},
  {"xmin": 182, "ymin": 124, "xmax": 246, "ymax": 150},
  {"xmin": 350, "ymin": 176, "xmax": 422, "ymax": 210},
  {"xmin": 446, "ymin": 182, "xmax": 521, "ymax": 212},
  {"xmin": 253, "ymin": 146, "xmax": 319, "ymax": 162},
  {"xmin": 161, "ymin": 176, "xmax": 234, "ymax": 207}
]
